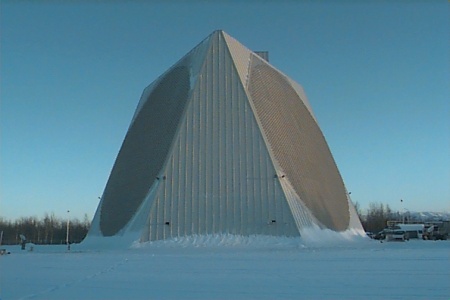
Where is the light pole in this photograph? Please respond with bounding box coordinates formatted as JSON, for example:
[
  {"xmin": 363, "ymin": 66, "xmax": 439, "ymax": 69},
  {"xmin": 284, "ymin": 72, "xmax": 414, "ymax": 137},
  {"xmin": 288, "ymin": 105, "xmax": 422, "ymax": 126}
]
[
  {"xmin": 400, "ymin": 199, "xmax": 404, "ymax": 224},
  {"xmin": 66, "ymin": 210, "xmax": 70, "ymax": 251}
]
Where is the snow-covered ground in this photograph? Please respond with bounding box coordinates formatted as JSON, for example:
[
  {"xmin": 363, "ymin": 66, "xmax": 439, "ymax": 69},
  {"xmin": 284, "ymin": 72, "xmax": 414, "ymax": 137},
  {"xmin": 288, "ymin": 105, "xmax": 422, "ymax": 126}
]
[{"xmin": 0, "ymin": 235, "xmax": 449, "ymax": 300}]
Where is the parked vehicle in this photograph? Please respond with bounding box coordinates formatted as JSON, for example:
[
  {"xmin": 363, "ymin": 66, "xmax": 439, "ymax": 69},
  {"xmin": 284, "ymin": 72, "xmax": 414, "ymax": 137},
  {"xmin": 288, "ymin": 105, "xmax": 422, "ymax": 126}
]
[
  {"xmin": 385, "ymin": 230, "xmax": 409, "ymax": 242},
  {"xmin": 373, "ymin": 231, "xmax": 386, "ymax": 240},
  {"xmin": 423, "ymin": 221, "xmax": 449, "ymax": 240},
  {"xmin": 395, "ymin": 224, "xmax": 424, "ymax": 239}
]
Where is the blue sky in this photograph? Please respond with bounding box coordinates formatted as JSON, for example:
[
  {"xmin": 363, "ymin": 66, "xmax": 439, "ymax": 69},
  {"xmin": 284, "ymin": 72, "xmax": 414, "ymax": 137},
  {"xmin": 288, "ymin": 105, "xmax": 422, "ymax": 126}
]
[{"xmin": 1, "ymin": 1, "xmax": 448, "ymax": 220}]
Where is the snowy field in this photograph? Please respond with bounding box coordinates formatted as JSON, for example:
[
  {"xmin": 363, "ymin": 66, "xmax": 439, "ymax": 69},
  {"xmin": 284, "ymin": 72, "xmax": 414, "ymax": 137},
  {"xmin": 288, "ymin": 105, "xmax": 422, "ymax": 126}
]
[{"xmin": 0, "ymin": 235, "xmax": 449, "ymax": 300}]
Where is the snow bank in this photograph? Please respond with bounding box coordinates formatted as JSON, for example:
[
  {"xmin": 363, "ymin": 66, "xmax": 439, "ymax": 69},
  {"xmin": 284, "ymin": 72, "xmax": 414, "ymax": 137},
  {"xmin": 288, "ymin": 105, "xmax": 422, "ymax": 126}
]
[
  {"xmin": 299, "ymin": 226, "xmax": 367, "ymax": 247},
  {"xmin": 77, "ymin": 233, "xmax": 139, "ymax": 251},
  {"xmin": 79, "ymin": 226, "xmax": 367, "ymax": 251},
  {"xmin": 132, "ymin": 234, "xmax": 306, "ymax": 250},
  {"xmin": 132, "ymin": 229, "xmax": 367, "ymax": 250}
]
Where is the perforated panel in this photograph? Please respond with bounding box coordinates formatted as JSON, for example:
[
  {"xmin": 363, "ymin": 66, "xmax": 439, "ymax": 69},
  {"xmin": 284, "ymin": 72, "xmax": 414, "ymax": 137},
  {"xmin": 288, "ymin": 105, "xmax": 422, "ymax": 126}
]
[
  {"xmin": 99, "ymin": 66, "xmax": 190, "ymax": 236},
  {"xmin": 247, "ymin": 56, "xmax": 350, "ymax": 231}
]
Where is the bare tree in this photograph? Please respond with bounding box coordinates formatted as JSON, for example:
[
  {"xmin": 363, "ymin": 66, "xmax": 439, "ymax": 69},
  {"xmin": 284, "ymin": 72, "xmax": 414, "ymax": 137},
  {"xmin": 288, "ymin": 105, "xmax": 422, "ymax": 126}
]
[
  {"xmin": 365, "ymin": 202, "xmax": 392, "ymax": 233},
  {"xmin": 0, "ymin": 214, "xmax": 91, "ymax": 245}
]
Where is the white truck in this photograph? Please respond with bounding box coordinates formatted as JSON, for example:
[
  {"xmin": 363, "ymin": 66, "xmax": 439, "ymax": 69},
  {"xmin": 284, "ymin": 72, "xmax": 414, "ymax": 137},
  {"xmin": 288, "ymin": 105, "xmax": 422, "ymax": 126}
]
[
  {"xmin": 383, "ymin": 223, "xmax": 425, "ymax": 241},
  {"xmin": 395, "ymin": 224, "xmax": 424, "ymax": 239}
]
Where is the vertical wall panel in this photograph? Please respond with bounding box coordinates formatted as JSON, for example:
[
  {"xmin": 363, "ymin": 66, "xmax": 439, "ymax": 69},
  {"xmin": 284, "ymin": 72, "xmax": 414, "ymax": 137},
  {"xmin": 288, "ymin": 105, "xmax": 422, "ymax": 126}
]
[{"xmin": 141, "ymin": 31, "xmax": 300, "ymax": 241}]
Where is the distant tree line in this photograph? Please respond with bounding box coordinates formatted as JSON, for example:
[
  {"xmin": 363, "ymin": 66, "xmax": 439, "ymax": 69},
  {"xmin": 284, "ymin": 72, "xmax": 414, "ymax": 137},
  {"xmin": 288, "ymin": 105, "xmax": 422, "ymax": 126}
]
[
  {"xmin": 354, "ymin": 202, "xmax": 395, "ymax": 234},
  {"xmin": 0, "ymin": 213, "xmax": 91, "ymax": 245},
  {"xmin": 0, "ymin": 203, "xmax": 431, "ymax": 245}
]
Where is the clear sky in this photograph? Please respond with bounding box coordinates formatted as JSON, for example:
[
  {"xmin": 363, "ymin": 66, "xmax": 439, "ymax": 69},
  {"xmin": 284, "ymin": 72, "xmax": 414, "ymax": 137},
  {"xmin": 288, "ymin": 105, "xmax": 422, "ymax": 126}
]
[{"xmin": 1, "ymin": 1, "xmax": 449, "ymax": 221}]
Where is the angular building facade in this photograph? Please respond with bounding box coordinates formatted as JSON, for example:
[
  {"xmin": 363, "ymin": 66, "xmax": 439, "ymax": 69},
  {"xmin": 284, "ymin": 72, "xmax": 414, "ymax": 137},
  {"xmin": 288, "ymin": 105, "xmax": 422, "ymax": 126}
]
[{"xmin": 86, "ymin": 30, "xmax": 363, "ymax": 243}]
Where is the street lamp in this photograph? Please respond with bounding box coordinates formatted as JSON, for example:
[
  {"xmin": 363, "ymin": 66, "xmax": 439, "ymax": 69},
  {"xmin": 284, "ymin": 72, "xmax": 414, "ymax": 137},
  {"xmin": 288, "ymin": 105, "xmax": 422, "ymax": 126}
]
[
  {"xmin": 400, "ymin": 199, "xmax": 405, "ymax": 224},
  {"xmin": 66, "ymin": 210, "xmax": 70, "ymax": 251}
]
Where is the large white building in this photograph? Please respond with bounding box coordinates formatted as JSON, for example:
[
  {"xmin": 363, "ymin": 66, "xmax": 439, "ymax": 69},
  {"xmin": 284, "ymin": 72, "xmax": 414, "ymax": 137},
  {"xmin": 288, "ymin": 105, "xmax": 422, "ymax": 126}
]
[{"xmin": 85, "ymin": 30, "xmax": 363, "ymax": 244}]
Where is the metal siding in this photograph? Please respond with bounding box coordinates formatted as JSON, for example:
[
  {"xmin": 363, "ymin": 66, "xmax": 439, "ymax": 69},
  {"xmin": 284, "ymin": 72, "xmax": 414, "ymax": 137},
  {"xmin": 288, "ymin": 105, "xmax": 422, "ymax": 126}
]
[
  {"xmin": 191, "ymin": 82, "xmax": 200, "ymax": 235},
  {"xmin": 285, "ymin": 77, "xmax": 318, "ymax": 123},
  {"xmin": 255, "ymin": 122, "xmax": 263, "ymax": 232},
  {"xmin": 222, "ymin": 32, "xmax": 252, "ymax": 90},
  {"xmin": 206, "ymin": 35, "xmax": 215, "ymax": 234},
  {"xmin": 224, "ymin": 54, "xmax": 233, "ymax": 232},
  {"xmin": 142, "ymin": 31, "xmax": 299, "ymax": 241},
  {"xmin": 99, "ymin": 66, "xmax": 191, "ymax": 236},
  {"xmin": 198, "ymin": 74, "xmax": 207, "ymax": 234},
  {"xmin": 232, "ymin": 74, "xmax": 242, "ymax": 234},
  {"xmin": 140, "ymin": 34, "xmax": 212, "ymax": 241},
  {"xmin": 247, "ymin": 55, "xmax": 350, "ymax": 231},
  {"xmin": 149, "ymin": 196, "xmax": 158, "ymax": 239}
]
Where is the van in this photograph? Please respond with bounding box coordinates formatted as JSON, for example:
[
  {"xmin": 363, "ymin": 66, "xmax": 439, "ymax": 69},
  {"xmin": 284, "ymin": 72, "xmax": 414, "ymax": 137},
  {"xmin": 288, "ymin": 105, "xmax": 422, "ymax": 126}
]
[{"xmin": 385, "ymin": 230, "xmax": 408, "ymax": 241}]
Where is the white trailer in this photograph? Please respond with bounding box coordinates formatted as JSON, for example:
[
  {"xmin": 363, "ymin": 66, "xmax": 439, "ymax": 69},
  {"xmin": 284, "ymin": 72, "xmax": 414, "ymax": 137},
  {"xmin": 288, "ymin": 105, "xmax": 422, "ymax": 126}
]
[{"xmin": 395, "ymin": 224, "xmax": 424, "ymax": 239}]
